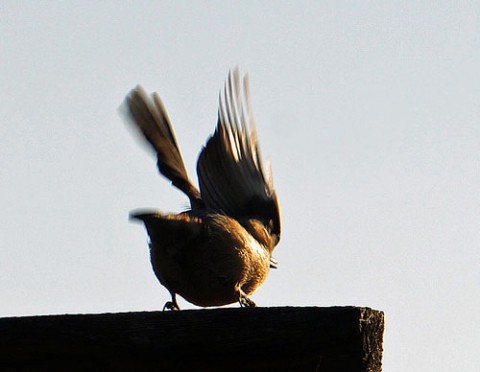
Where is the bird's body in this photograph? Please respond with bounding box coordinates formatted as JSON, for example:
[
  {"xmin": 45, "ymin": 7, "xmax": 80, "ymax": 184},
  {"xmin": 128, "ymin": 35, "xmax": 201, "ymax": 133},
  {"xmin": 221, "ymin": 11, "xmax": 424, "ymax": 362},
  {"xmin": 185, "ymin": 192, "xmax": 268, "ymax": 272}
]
[
  {"xmin": 137, "ymin": 212, "xmax": 271, "ymax": 307},
  {"xmin": 125, "ymin": 69, "xmax": 280, "ymax": 309}
]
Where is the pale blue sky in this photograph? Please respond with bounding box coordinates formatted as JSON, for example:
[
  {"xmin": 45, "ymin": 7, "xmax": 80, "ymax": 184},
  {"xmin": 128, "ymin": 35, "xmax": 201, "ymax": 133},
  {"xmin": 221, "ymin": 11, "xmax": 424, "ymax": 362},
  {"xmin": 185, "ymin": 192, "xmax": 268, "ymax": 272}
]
[{"xmin": 1, "ymin": 2, "xmax": 479, "ymax": 371}]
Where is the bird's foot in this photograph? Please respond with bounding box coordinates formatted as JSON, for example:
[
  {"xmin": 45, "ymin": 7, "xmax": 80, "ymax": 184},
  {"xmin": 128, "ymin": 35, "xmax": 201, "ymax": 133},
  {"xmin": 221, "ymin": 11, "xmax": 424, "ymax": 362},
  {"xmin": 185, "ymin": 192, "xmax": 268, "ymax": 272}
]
[
  {"xmin": 239, "ymin": 295, "xmax": 257, "ymax": 308},
  {"xmin": 163, "ymin": 301, "xmax": 180, "ymax": 311}
]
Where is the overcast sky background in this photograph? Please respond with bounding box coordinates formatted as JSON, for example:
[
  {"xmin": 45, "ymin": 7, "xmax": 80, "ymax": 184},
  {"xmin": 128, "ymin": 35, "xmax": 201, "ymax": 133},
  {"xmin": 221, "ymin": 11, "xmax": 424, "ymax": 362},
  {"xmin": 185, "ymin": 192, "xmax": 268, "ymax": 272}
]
[{"xmin": 1, "ymin": 2, "xmax": 479, "ymax": 371}]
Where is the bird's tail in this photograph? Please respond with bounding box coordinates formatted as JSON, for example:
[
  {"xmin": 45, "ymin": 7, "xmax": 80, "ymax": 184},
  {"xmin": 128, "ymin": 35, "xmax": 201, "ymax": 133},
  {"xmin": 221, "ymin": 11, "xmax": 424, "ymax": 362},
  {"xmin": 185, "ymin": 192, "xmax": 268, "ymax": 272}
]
[{"xmin": 125, "ymin": 86, "xmax": 202, "ymax": 208}]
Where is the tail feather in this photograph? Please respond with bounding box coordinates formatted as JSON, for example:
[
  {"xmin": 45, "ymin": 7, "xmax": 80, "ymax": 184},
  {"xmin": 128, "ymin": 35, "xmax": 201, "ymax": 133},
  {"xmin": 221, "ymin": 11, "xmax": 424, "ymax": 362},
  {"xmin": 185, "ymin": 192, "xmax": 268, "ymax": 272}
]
[{"xmin": 129, "ymin": 210, "xmax": 203, "ymax": 245}]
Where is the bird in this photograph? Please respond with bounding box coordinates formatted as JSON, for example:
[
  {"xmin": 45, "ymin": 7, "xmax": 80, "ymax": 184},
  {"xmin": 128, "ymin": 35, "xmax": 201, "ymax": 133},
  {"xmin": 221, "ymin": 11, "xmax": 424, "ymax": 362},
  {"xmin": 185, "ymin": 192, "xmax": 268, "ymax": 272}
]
[{"xmin": 124, "ymin": 69, "xmax": 281, "ymax": 310}]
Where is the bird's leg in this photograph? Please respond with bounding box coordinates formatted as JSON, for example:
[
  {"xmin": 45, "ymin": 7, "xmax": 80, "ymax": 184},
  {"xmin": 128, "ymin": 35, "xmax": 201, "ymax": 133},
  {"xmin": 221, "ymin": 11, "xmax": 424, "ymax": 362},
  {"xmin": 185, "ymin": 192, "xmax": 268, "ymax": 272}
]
[
  {"xmin": 238, "ymin": 290, "xmax": 257, "ymax": 308},
  {"xmin": 163, "ymin": 292, "xmax": 180, "ymax": 311}
]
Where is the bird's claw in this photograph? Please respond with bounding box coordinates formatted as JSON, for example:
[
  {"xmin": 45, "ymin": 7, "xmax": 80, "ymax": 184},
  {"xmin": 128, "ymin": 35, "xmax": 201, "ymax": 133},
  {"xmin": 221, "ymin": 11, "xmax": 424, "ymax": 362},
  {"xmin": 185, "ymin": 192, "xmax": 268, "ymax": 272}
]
[
  {"xmin": 239, "ymin": 296, "xmax": 257, "ymax": 308},
  {"xmin": 163, "ymin": 301, "xmax": 180, "ymax": 311}
]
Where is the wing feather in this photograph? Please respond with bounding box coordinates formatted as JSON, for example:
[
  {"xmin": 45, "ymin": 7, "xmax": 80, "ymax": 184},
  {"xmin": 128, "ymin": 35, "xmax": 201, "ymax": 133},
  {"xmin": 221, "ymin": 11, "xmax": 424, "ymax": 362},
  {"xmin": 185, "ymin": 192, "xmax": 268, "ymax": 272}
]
[{"xmin": 197, "ymin": 69, "xmax": 280, "ymax": 239}]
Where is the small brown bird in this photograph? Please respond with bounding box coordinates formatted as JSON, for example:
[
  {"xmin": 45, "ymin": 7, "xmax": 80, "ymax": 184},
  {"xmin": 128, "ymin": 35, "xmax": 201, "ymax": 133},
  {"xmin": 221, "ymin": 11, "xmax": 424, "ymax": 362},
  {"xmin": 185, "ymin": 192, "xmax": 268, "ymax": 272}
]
[{"xmin": 125, "ymin": 69, "xmax": 281, "ymax": 310}]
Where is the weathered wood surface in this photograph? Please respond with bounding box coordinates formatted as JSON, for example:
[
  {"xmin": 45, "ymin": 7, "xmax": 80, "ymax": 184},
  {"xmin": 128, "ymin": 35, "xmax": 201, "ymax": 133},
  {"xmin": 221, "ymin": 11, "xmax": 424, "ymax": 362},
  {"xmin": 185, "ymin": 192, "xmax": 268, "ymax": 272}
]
[{"xmin": 0, "ymin": 306, "xmax": 384, "ymax": 371}]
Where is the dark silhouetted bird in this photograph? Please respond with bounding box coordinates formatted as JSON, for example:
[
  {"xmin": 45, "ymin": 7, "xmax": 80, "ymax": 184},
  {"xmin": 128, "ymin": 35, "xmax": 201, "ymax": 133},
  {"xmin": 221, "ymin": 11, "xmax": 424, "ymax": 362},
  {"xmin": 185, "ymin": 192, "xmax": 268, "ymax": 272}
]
[{"xmin": 124, "ymin": 69, "xmax": 281, "ymax": 310}]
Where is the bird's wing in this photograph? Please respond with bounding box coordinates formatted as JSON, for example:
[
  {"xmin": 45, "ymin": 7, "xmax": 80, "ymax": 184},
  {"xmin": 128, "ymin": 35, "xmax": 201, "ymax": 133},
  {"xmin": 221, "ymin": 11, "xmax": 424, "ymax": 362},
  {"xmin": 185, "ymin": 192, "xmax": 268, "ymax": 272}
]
[
  {"xmin": 125, "ymin": 86, "xmax": 202, "ymax": 207},
  {"xmin": 196, "ymin": 69, "xmax": 280, "ymax": 240}
]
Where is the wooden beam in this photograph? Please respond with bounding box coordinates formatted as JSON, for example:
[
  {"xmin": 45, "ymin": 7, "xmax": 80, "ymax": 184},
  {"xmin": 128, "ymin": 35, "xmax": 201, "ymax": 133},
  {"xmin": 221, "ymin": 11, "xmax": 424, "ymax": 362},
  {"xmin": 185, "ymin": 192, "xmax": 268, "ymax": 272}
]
[{"xmin": 0, "ymin": 306, "xmax": 384, "ymax": 371}]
